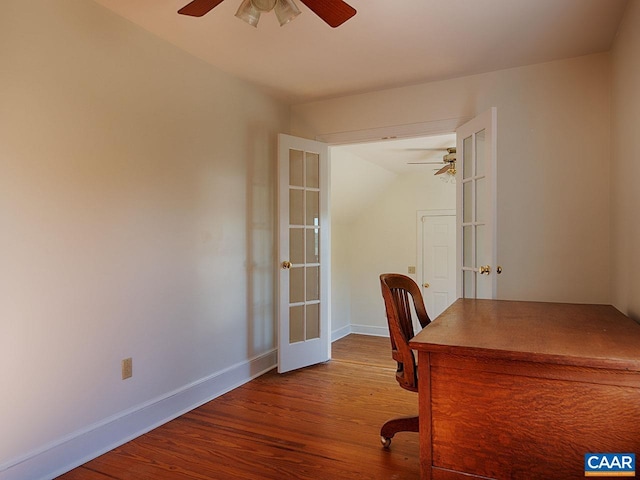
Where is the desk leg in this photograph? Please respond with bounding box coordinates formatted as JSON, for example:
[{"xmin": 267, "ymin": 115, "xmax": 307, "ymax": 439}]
[{"xmin": 418, "ymin": 351, "xmax": 432, "ymax": 480}]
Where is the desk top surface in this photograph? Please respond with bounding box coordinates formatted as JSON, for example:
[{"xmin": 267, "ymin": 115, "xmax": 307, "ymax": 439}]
[{"xmin": 409, "ymin": 299, "xmax": 640, "ymax": 370}]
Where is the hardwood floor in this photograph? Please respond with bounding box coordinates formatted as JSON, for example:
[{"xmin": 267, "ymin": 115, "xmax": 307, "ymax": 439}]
[{"xmin": 57, "ymin": 335, "xmax": 419, "ymax": 479}]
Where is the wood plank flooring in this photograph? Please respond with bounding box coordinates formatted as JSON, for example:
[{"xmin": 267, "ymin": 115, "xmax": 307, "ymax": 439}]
[{"xmin": 57, "ymin": 335, "xmax": 419, "ymax": 479}]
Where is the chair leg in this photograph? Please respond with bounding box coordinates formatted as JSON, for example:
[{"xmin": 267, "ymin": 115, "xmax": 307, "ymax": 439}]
[{"xmin": 380, "ymin": 415, "xmax": 419, "ymax": 448}]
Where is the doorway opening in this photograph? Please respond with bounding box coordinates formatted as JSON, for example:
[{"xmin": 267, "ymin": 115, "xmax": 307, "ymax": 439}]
[{"xmin": 329, "ymin": 132, "xmax": 457, "ymax": 341}]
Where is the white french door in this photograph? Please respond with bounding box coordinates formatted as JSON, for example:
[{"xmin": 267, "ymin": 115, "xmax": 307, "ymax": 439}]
[
  {"xmin": 277, "ymin": 134, "xmax": 330, "ymax": 373},
  {"xmin": 456, "ymin": 108, "xmax": 498, "ymax": 299}
]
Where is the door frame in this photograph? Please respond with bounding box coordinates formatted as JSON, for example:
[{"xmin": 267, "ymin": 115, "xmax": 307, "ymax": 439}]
[
  {"xmin": 315, "ymin": 115, "xmax": 474, "ymax": 340},
  {"xmin": 317, "ymin": 117, "xmax": 471, "ymax": 146}
]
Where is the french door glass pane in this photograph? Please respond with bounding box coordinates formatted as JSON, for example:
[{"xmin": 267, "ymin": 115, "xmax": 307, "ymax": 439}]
[
  {"xmin": 306, "ymin": 152, "xmax": 319, "ymax": 188},
  {"xmin": 290, "ymin": 267, "xmax": 304, "ymax": 303},
  {"xmin": 476, "ymin": 224, "xmax": 486, "ymax": 267},
  {"xmin": 290, "ymin": 228, "xmax": 304, "ymax": 264},
  {"xmin": 306, "ymin": 191, "xmax": 319, "ymax": 226},
  {"xmin": 289, "ymin": 149, "xmax": 304, "ymax": 187},
  {"xmin": 463, "ymin": 136, "xmax": 473, "ymax": 179},
  {"xmin": 463, "ymin": 182, "xmax": 473, "ymax": 223},
  {"xmin": 290, "ymin": 190, "xmax": 304, "ymax": 225},
  {"xmin": 476, "ymin": 177, "xmax": 487, "ymax": 223},
  {"xmin": 306, "ymin": 266, "xmax": 319, "ymax": 301},
  {"xmin": 463, "ymin": 226, "xmax": 473, "ymax": 267},
  {"xmin": 306, "ymin": 303, "xmax": 320, "ymax": 340},
  {"xmin": 306, "ymin": 228, "xmax": 319, "ymax": 263},
  {"xmin": 475, "ymin": 129, "xmax": 486, "ymax": 177},
  {"xmin": 289, "ymin": 305, "xmax": 304, "ymax": 343}
]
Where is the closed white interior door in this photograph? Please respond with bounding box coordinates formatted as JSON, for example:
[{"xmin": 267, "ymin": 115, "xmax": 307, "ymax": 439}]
[
  {"xmin": 456, "ymin": 108, "xmax": 498, "ymax": 299},
  {"xmin": 277, "ymin": 134, "xmax": 330, "ymax": 373},
  {"xmin": 419, "ymin": 211, "xmax": 457, "ymax": 319}
]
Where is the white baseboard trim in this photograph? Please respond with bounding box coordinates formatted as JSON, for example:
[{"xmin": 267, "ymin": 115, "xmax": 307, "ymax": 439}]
[
  {"xmin": 4, "ymin": 326, "xmax": 389, "ymax": 480},
  {"xmin": 1, "ymin": 349, "xmax": 277, "ymax": 480},
  {"xmin": 331, "ymin": 324, "xmax": 352, "ymax": 342},
  {"xmin": 349, "ymin": 324, "xmax": 389, "ymax": 337}
]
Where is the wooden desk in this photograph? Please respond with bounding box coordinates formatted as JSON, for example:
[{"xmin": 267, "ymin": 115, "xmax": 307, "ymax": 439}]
[{"xmin": 409, "ymin": 299, "xmax": 640, "ymax": 480}]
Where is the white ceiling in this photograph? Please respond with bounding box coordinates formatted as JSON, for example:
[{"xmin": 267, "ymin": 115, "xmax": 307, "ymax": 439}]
[
  {"xmin": 90, "ymin": 0, "xmax": 627, "ymax": 224},
  {"xmin": 93, "ymin": 0, "xmax": 628, "ymax": 104}
]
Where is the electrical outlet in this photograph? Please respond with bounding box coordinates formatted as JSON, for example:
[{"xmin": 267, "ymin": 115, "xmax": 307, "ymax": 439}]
[
  {"xmin": 122, "ymin": 358, "xmax": 133, "ymax": 380},
  {"xmin": 408, "ymin": 266, "xmax": 416, "ymax": 274}
]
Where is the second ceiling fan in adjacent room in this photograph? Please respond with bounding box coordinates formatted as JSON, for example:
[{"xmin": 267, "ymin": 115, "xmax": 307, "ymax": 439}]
[{"xmin": 407, "ymin": 147, "xmax": 457, "ymax": 179}]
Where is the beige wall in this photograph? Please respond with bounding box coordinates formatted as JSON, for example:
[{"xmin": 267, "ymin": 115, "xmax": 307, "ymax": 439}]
[
  {"xmin": 329, "ymin": 149, "xmax": 397, "ymax": 334},
  {"xmin": 330, "ymin": 147, "xmax": 456, "ymax": 333},
  {"xmin": 330, "ymin": 221, "xmax": 353, "ymax": 335},
  {"xmin": 293, "ymin": 53, "xmax": 612, "ymax": 305},
  {"xmin": 0, "ymin": 0, "xmax": 288, "ymax": 469},
  {"xmin": 611, "ymin": 0, "xmax": 640, "ymax": 321},
  {"xmin": 348, "ymin": 171, "xmax": 456, "ymax": 331}
]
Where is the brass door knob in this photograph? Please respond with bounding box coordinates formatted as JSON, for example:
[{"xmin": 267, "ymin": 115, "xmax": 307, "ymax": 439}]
[
  {"xmin": 497, "ymin": 266, "xmax": 503, "ymax": 274},
  {"xmin": 479, "ymin": 265, "xmax": 491, "ymax": 275},
  {"xmin": 423, "ymin": 283, "xmax": 430, "ymax": 289},
  {"xmin": 282, "ymin": 261, "xmax": 292, "ymax": 269}
]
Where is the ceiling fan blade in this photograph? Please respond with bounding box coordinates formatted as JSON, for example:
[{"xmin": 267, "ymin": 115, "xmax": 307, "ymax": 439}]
[
  {"xmin": 407, "ymin": 161, "xmax": 444, "ymax": 165},
  {"xmin": 298, "ymin": 0, "xmax": 356, "ymax": 28},
  {"xmin": 434, "ymin": 164, "xmax": 452, "ymax": 175},
  {"xmin": 178, "ymin": 0, "xmax": 225, "ymax": 17}
]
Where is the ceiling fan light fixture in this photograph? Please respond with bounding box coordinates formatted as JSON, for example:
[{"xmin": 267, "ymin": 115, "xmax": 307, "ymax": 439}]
[
  {"xmin": 439, "ymin": 170, "xmax": 456, "ymax": 184},
  {"xmin": 251, "ymin": 0, "xmax": 277, "ymax": 11},
  {"xmin": 178, "ymin": 0, "xmax": 356, "ymax": 27},
  {"xmin": 235, "ymin": 0, "xmax": 261, "ymax": 26},
  {"xmin": 275, "ymin": 0, "xmax": 301, "ymax": 26}
]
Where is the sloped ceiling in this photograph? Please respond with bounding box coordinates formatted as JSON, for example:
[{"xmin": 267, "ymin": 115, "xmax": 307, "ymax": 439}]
[{"xmin": 331, "ymin": 133, "xmax": 456, "ymax": 224}]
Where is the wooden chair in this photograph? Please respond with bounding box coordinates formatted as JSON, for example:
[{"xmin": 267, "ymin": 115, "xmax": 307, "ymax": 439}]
[{"xmin": 379, "ymin": 273, "xmax": 431, "ymax": 448}]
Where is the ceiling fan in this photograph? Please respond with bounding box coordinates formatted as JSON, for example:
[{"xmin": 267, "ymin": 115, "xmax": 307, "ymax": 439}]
[
  {"xmin": 407, "ymin": 147, "xmax": 457, "ymax": 177},
  {"xmin": 178, "ymin": 0, "xmax": 357, "ymax": 28}
]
